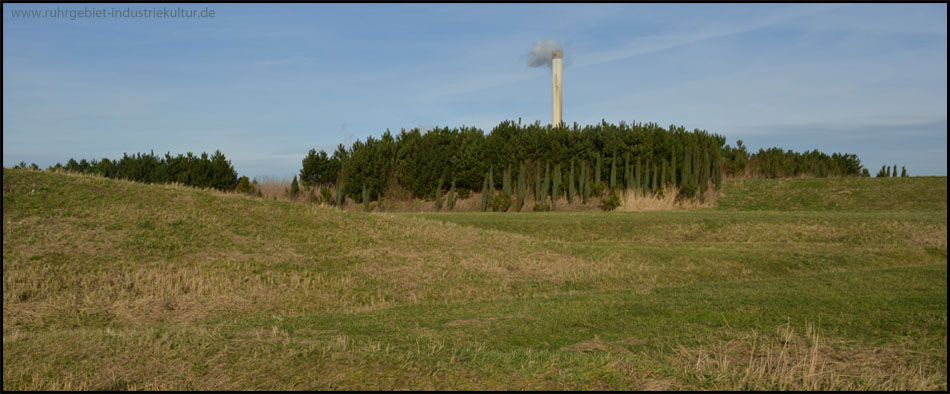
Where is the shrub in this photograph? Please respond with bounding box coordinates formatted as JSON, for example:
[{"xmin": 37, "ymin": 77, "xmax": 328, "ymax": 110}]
[
  {"xmin": 491, "ymin": 193, "xmax": 511, "ymax": 212},
  {"xmin": 590, "ymin": 181, "xmax": 606, "ymax": 198},
  {"xmin": 677, "ymin": 180, "xmax": 697, "ymax": 201},
  {"xmin": 602, "ymin": 189, "xmax": 621, "ymax": 211},
  {"xmin": 320, "ymin": 187, "xmax": 333, "ymax": 204},
  {"xmin": 457, "ymin": 187, "xmax": 471, "ymax": 199},
  {"xmin": 235, "ymin": 176, "xmax": 255, "ymax": 194},
  {"xmin": 289, "ymin": 175, "xmax": 300, "ymax": 199}
]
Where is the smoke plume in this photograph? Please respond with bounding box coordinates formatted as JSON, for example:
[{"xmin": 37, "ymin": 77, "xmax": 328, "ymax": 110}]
[{"xmin": 527, "ymin": 40, "xmax": 563, "ymax": 68}]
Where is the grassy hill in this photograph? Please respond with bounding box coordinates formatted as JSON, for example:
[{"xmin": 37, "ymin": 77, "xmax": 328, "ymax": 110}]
[{"xmin": 3, "ymin": 169, "xmax": 947, "ymax": 390}]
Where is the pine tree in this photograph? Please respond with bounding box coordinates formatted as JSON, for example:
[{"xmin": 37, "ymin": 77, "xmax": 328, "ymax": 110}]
[
  {"xmin": 609, "ymin": 155, "xmax": 617, "ymax": 190},
  {"xmin": 542, "ymin": 162, "xmax": 551, "ymax": 204},
  {"xmin": 503, "ymin": 164, "xmax": 512, "ymax": 197},
  {"xmin": 595, "ymin": 153, "xmax": 602, "ymax": 185},
  {"xmin": 552, "ymin": 163, "xmax": 561, "ymax": 208},
  {"xmin": 290, "ymin": 175, "xmax": 300, "ymax": 200},
  {"xmin": 661, "ymin": 158, "xmax": 668, "ymax": 191},
  {"xmin": 581, "ymin": 165, "xmax": 590, "ymax": 204},
  {"xmin": 435, "ymin": 177, "xmax": 443, "ymax": 211},
  {"xmin": 335, "ymin": 178, "xmax": 345, "ymax": 207},
  {"xmin": 362, "ymin": 182, "xmax": 370, "ymax": 211},
  {"xmin": 901, "ymin": 166, "xmax": 907, "ymax": 177},
  {"xmin": 892, "ymin": 164, "xmax": 897, "ymax": 177},
  {"xmin": 534, "ymin": 161, "xmax": 542, "ymax": 202},
  {"xmin": 517, "ymin": 162, "xmax": 526, "ymax": 211},
  {"xmin": 651, "ymin": 165, "xmax": 658, "ymax": 194},
  {"xmin": 670, "ymin": 148, "xmax": 677, "ymax": 187},
  {"xmin": 635, "ymin": 158, "xmax": 642, "ymax": 196},
  {"xmin": 713, "ymin": 156, "xmax": 723, "ymax": 190},
  {"xmin": 447, "ymin": 178, "xmax": 456, "ymax": 210},
  {"xmin": 488, "ymin": 165, "xmax": 494, "ymax": 194},
  {"xmin": 568, "ymin": 158, "xmax": 575, "ymax": 205},
  {"xmin": 700, "ymin": 148, "xmax": 710, "ymax": 200},
  {"xmin": 481, "ymin": 172, "xmax": 490, "ymax": 211}
]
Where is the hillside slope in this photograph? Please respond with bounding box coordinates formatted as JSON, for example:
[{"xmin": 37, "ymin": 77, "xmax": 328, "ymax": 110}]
[
  {"xmin": 716, "ymin": 176, "xmax": 947, "ymax": 211},
  {"xmin": 3, "ymin": 169, "xmax": 946, "ymax": 390}
]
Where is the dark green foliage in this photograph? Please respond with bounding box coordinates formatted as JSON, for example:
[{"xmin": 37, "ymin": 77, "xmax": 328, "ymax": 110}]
[
  {"xmin": 320, "ymin": 187, "xmax": 333, "ymax": 205},
  {"xmin": 58, "ymin": 150, "xmax": 238, "ymax": 191},
  {"xmin": 502, "ymin": 165, "xmax": 512, "ymax": 197},
  {"xmin": 661, "ymin": 159, "xmax": 667, "ymax": 191},
  {"xmin": 363, "ymin": 183, "xmax": 370, "ymax": 212},
  {"xmin": 892, "ymin": 164, "xmax": 897, "ymax": 178},
  {"xmin": 901, "ymin": 166, "xmax": 907, "ymax": 177},
  {"xmin": 568, "ymin": 158, "xmax": 575, "ymax": 205},
  {"xmin": 447, "ymin": 178, "xmax": 456, "ymax": 210},
  {"xmin": 377, "ymin": 191, "xmax": 384, "ymax": 211},
  {"xmin": 292, "ymin": 120, "xmax": 862, "ymax": 205},
  {"xmin": 236, "ymin": 176, "xmax": 255, "ymax": 195},
  {"xmin": 591, "ymin": 182, "xmax": 606, "ymax": 198},
  {"xmin": 876, "ymin": 165, "xmax": 889, "ymax": 178},
  {"xmin": 581, "ymin": 164, "xmax": 590, "ymax": 204},
  {"xmin": 713, "ymin": 156, "xmax": 723, "ymax": 190},
  {"xmin": 481, "ymin": 173, "xmax": 490, "ymax": 212},
  {"xmin": 516, "ymin": 162, "xmax": 526, "ymax": 211},
  {"xmin": 551, "ymin": 164, "xmax": 561, "ymax": 208},
  {"xmin": 335, "ymin": 178, "xmax": 345, "ymax": 207},
  {"xmin": 290, "ymin": 176, "xmax": 300, "ymax": 199},
  {"xmin": 534, "ymin": 161, "xmax": 542, "ymax": 202},
  {"xmin": 299, "ymin": 149, "xmax": 339, "ymax": 189},
  {"xmin": 435, "ymin": 177, "xmax": 443, "ymax": 212},
  {"xmin": 609, "ymin": 155, "xmax": 617, "ymax": 190},
  {"xmin": 602, "ymin": 189, "xmax": 621, "ymax": 211},
  {"xmin": 595, "ymin": 153, "xmax": 602, "ymax": 185},
  {"xmin": 651, "ymin": 165, "xmax": 658, "ymax": 194},
  {"xmin": 457, "ymin": 188, "xmax": 471, "ymax": 199},
  {"xmin": 490, "ymin": 193, "xmax": 511, "ymax": 212},
  {"xmin": 542, "ymin": 162, "xmax": 551, "ymax": 204},
  {"xmin": 488, "ymin": 166, "xmax": 494, "ymax": 195},
  {"xmin": 862, "ymin": 168, "xmax": 870, "ymax": 177}
]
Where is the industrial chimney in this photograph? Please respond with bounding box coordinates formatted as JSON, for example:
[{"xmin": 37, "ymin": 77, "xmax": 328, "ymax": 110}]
[{"xmin": 552, "ymin": 50, "xmax": 563, "ymax": 127}]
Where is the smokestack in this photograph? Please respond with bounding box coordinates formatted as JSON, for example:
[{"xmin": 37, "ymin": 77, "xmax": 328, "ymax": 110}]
[{"xmin": 552, "ymin": 50, "xmax": 563, "ymax": 127}]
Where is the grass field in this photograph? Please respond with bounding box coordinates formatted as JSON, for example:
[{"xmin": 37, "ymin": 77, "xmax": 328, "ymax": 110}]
[{"xmin": 3, "ymin": 169, "xmax": 946, "ymax": 390}]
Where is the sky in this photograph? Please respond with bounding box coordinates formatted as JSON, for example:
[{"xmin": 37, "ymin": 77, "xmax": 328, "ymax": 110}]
[{"xmin": 3, "ymin": 3, "xmax": 947, "ymax": 178}]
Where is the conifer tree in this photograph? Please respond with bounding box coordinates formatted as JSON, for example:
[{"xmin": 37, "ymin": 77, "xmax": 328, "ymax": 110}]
[
  {"xmin": 290, "ymin": 175, "xmax": 300, "ymax": 200},
  {"xmin": 609, "ymin": 155, "xmax": 617, "ymax": 190},
  {"xmin": 534, "ymin": 161, "xmax": 542, "ymax": 202},
  {"xmin": 661, "ymin": 158, "xmax": 668, "ymax": 191},
  {"xmin": 652, "ymin": 165, "xmax": 658, "ymax": 194},
  {"xmin": 503, "ymin": 164, "xmax": 512, "ymax": 197},
  {"xmin": 481, "ymin": 173, "xmax": 490, "ymax": 211},
  {"xmin": 362, "ymin": 182, "xmax": 370, "ymax": 211},
  {"xmin": 552, "ymin": 163, "xmax": 561, "ymax": 207},
  {"xmin": 568, "ymin": 158, "xmax": 575, "ymax": 205},
  {"xmin": 447, "ymin": 178, "xmax": 456, "ymax": 210},
  {"xmin": 901, "ymin": 166, "xmax": 907, "ymax": 177},
  {"xmin": 542, "ymin": 162, "xmax": 551, "ymax": 204},
  {"xmin": 714, "ymin": 156, "xmax": 723, "ymax": 190},
  {"xmin": 435, "ymin": 177, "xmax": 443, "ymax": 211},
  {"xmin": 635, "ymin": 158, "xmax": 642, "ymax": 196},
  {"xmin": 670, "ymin": 148, "xmax": 677, "ymax": 187},
  {"xmin": 581, "ymin": 165, "xmax": 590, "ymax": 204},
  {"xmin": 517, "ymin": 162, "xmax": 526, "ymax": 211},
  {"xmin": 335, "ymin": 178, "xmax": 345, "ymax": 207},
  {"xmin": 595, "ymin": 153, "xmax": 602, "ymax": 185}
]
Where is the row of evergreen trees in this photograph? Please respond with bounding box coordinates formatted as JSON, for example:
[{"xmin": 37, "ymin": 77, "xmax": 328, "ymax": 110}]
[
  {"xmin": 301, "ymin": 120, "xmax": 737, "ymax": 206},
  {"xmin": 721, "ymin": 140, "xmax": 863, "ymax": 178},
  {"xmin": 42, "ymin": 150, "xmax": 239, "ymax": 191},
  {"xmin": 876, "ymin": 164, "xmax": 909, "ymax": 178},
  {"xmin": 301, "ymin": 120, "xmax": 866, "ymax": 207}
]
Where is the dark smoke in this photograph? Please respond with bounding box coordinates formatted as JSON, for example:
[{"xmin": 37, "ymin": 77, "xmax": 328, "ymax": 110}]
[{"xmin": 527, "ymin": 40, "xmax": 563, "ymax": 68}]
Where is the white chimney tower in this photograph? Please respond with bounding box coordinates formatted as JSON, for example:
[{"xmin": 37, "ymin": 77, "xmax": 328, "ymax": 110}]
[{"xmin": 552, "ymin": 50, "xmax": 563, "ymax": 127}]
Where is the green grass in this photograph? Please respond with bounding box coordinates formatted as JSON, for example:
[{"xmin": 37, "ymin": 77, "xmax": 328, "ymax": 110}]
[{"xmin": 3, "ymin": 170, "xmax": 947, "ymax": 390}]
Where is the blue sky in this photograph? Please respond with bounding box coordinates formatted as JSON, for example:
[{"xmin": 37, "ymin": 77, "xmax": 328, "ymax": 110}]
[{"xmin": 3, "ymin": 3, "xmax": 947, "ymax": 178}]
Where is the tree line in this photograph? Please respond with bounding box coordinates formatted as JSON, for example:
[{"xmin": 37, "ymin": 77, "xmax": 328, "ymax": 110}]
[
  {"xmin": 300, "ymin": 120, "xmax": 866, "ymax": 209},
  {"xmin": 38, "ymin": 150, "xmax": 239, "ymax": 191}
]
